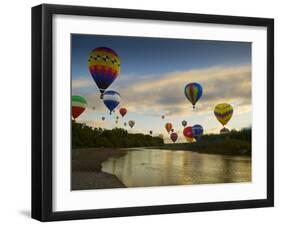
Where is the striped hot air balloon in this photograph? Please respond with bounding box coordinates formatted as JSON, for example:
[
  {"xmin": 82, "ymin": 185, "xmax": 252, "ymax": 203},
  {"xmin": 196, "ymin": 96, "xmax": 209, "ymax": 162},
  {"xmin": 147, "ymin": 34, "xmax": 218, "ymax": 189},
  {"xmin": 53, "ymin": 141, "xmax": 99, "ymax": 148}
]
[
  {"xmin": 72, "ymin": 95, "xmax": 87, "ymax": 119},
  {"xmin": 102, "ymin": 90, "xmax": 121, "ymax": 114},
  {"xmin": 184, "ymin": 82, "xmax": 203, "ymax": 109},
  {"xmin": 88, "ymin": 47, "xmax": 120, "ymax": 96},
  {"xmin": 214, "ymin": 103, "xmax": 233, "ymax": 127}
]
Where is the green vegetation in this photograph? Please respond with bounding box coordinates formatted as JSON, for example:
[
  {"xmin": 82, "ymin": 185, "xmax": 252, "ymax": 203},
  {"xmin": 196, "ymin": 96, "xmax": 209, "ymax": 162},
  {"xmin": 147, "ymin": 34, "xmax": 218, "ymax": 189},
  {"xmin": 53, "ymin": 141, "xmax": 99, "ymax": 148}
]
[
  {"xmin": 72, "ymin": 121, "xmax": 164, "ymax": 148},
  {"xmin": 155, "ymin": 128, "xmax": 252, "ymax": 156}
]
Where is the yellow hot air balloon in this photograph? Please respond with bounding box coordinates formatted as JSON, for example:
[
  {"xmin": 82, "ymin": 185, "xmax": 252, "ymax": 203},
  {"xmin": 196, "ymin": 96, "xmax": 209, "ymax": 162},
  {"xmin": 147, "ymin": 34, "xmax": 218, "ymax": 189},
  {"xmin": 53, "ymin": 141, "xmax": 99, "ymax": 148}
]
[
  {"xmin": 185, "ymin": 136, "xmax": 194, "ymax": 143},
  {"xmin": 214, "ymin": 103, "xmax": 233, "ymax": 127}
]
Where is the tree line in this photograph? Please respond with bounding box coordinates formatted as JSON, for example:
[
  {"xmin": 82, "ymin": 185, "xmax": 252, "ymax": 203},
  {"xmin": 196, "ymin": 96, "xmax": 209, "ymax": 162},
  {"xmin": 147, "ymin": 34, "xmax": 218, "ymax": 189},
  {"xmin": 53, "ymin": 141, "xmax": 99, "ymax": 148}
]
[{"xmin": 72, "ymin": 121, "xmax": 164, "ymax": 148}]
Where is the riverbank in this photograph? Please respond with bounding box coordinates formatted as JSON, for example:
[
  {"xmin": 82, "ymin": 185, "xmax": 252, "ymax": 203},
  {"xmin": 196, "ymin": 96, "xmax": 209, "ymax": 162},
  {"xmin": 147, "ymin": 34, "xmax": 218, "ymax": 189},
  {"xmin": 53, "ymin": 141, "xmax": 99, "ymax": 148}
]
[{"xmin": 72, "ymin": 148, "xmax": 127, "ymax": 190}]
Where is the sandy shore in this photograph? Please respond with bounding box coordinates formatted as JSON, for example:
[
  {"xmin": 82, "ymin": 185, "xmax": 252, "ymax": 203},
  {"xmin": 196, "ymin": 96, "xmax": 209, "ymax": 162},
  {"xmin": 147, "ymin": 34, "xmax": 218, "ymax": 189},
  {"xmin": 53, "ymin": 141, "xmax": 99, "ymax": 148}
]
[{"xmin": 72, "ymin": 148, "xmax": 127, "ymax": 190}]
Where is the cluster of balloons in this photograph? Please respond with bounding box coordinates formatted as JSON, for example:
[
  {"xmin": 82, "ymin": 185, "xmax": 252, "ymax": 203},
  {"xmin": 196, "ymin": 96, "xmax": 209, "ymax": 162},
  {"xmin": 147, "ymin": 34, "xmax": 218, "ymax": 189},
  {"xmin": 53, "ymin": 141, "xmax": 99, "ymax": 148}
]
[{"xmin": 183, "ymin": 125, "xmax": 203, "ymax": 142}]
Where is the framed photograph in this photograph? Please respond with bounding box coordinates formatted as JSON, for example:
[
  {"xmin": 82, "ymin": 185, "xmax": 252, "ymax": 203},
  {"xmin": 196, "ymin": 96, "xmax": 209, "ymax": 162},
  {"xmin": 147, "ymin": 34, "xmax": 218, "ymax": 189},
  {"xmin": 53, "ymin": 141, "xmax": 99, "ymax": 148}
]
[{"xmin": 32, "ymin": 4, "xmax": 274, "ymax": 221}]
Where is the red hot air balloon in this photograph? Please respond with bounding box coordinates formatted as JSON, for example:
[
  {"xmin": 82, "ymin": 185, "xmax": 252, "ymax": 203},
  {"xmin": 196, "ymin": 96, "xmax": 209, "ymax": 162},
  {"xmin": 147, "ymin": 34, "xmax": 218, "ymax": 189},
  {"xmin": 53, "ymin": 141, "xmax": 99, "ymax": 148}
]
[
  {"xmin": 170, "ymin": 132, "xmax": 178, "ymax": 143},
  {"xmin": 119, "ymin": 108, "xmax": 127, "ymax": 117},
  {"xmin": 183, "ymin": 126, "xmax": 194, "ymax": 139}
]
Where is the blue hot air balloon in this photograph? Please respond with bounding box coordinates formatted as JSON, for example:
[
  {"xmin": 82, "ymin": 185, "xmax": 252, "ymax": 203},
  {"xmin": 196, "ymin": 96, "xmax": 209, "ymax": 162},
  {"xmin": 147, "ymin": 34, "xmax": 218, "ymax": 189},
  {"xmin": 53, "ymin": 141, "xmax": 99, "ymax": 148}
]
[
  {"xmin": 184, "ymin": 82, "xmax": 203, "ymax": 109},
  {"xmin": 103, "ymin": 90, "xmax": 121, "ymax": 114},
  {"xmin": 192, "ymin": 124, "xmax": 203, "ymax": 141}
]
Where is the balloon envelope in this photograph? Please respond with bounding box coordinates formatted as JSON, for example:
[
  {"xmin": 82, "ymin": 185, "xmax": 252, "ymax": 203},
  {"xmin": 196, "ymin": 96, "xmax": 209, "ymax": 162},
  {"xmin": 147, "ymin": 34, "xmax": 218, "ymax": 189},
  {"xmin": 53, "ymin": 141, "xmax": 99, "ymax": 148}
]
[
  {"xmin": 88, "ymin": 47, "xmax": 120, "ymax": 94},
  {"xmin": 149, "ymin": 130, "xmax": 153, "ymax": 135},
  {"xmin": 184, "ymin": 82, "xmax": 203, "ymax": 109},
  {"xmin": 128, "ymin": 120, "xmax": 135, "ymax": 128},
  {"xmin": 103, "ymin": 90, "xmax": 121, "ymax": 114},
  {"xmin": 165, "ymin": 123, "xmax": 173, "ymax": 133},
  {"xmin": 183, "ymin": 126, "xmax": 193, "ymax": 139},
  {"xmin": 124, "ymin": 122, "xmax": 127, "ymax": 126},
  {"xmin": 170, "ymin": 132, "xmax": 178, "ymax": 143},
  {"xmin": 214, "ymin": 103, "xmax": 233, "ymax": 126},
  {"xmin": 119, "ymin": 108, "xmax": 127, "ymax": 117},
  {"xmin": 192, "ymin": 124, "xmax": 203, "ymax": 141},
  {"xmin": 185, "ymin": 136, "xmax": 194, "ymax": 143},
  {"xmin": 101, "ymin": 116, "xmax": 105, "ymax": 121},
  {"xmin": 182, "ymin": 120, "xmax": 187, "ymax": 127},
  {"xmin": 161, "ymin": 115, "xmax": 165, "ymax": 119},
  {"xmin": 72, "ymin": 95, "xmax": 87, "ymax": 119}
]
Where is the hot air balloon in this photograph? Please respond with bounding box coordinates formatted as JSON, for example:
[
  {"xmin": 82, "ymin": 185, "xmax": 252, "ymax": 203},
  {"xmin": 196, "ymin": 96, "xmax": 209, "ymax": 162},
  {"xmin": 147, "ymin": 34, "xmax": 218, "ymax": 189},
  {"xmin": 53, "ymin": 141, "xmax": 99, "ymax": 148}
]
[
  {"xmin": 116, "ymin": 116, "xmax": 119, "ymax": 120},
  {"xmin": 165, "ymin": 123, "xmax": 173, "ymax": 133},
  {"xmin": 161, "ymin": 115, "xmax": 165, "ymax": 120},
  {"xmin": 103, "ymin": 90, "xmax": 120, "ymax": 114},
  {"xmin": 214, "ymin": 103, "xmax": 233, "ymax": 127},
  {"xmin": 185, "ymin": 137, "xmax": 194, "ymax": 143},
  {"xmin": 101, "ymin": 116, "xmax": 105, "ymax": 121},
  {"xmin": 149, "ymin": 130, "xmax": 153, "ymax": 135},
  {"xmin": 170, "ymin": 132, "xmax": 178, "ymax": 143},
  {"xmin": 171, "ymin": 129, "xmax": 174, "ymax": 133},
  {"xmin": 220, "ymin": 127, "xmax": 230, "ymax": 134},
  {"xmin": 192, "ymin": 124, "xmax": 203, "ymax": 141},
  {"xmin": 184, "ymin": 82, "xmax": 203, "ymax": 109},
  {"xmin": 182, "ymin": 120, "xmax": 187, "ymax": 127},
  {"xmin": 183, "ymin": 126, "xmax": 194, "ymax": 142},
  {"xmin": 88, "ymin": 47, "xmax": 120, "ymax": 96},
  {"xmin": 72, "ymin": 95, "xmax": 87, "ymax": 120},
  {"xmin": 124, "ymin": 122, "xmax": 127, "ymax": 127},
  {"xmin": 92, "ymin": 106, "xmax": 95, "ymax": 110},
  {"xmin": 119, "ymin": 108, "xmax": 127, "ymax": 117},
  {"xmin": 115, "ymin": 120, "xmax": 118, "ymax": 124},
  {"xmin": 128, "ymin": 120, "xmax": 135, "ymax": 128}
]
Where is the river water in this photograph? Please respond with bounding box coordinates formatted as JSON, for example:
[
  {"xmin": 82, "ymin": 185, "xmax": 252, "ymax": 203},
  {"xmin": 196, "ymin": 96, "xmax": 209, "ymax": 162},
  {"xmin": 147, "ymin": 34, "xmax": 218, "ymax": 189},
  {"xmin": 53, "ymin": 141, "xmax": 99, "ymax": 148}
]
[{"xmin": 101, "ymin": 148, "xmax": 251, "ymax": 187}]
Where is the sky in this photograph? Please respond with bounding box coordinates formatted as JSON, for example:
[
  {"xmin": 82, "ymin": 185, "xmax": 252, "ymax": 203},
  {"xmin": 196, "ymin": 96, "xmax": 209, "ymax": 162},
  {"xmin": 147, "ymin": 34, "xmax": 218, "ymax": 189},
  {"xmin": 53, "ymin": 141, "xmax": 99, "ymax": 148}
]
[{"xmin": 71, "ymin": 34, "xmax": 252, "ymax": 143}]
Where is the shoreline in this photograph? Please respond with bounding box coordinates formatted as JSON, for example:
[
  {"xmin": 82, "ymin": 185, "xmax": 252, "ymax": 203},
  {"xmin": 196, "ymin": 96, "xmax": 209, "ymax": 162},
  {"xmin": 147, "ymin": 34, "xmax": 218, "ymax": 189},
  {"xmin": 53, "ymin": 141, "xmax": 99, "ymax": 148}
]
[{"xmin": 72, "ymin": 148, "xmax": 127, "ymax": 190}]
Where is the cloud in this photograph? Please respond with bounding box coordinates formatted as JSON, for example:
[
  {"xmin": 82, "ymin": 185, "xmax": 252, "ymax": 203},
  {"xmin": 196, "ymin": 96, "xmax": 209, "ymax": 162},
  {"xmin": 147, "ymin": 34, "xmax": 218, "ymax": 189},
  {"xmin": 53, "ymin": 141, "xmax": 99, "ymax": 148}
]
[
  {"xmin": 118, "ymin": 65, "xmax": 251, "ymax": 117},
  {"xmin": 72, "ymin": 65, "xmax": 252, "ymax": 134}
]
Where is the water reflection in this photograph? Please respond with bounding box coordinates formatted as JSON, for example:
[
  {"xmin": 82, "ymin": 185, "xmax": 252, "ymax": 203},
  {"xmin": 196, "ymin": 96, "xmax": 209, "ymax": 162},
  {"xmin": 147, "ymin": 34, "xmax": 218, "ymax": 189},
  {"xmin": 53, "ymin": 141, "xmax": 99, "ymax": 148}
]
[{"xmin": 102, "ymin": 149, "xmax": 251, "ymax": 187}]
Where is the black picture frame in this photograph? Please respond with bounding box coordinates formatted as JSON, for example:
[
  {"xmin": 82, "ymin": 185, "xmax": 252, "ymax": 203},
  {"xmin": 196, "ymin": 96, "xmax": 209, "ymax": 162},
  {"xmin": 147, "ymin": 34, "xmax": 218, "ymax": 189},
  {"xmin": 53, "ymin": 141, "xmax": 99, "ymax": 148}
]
[{"xmin": 32, "ymin": 4, "xmax": 274, "ymax": 222}]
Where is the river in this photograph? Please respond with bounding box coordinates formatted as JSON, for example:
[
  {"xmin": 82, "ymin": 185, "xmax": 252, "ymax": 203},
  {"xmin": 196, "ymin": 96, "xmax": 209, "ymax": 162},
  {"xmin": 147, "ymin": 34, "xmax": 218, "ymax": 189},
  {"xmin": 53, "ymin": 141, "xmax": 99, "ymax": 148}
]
[{"xmin": 101, "ymin": 148, "xmax": 251, "ymax": 187}]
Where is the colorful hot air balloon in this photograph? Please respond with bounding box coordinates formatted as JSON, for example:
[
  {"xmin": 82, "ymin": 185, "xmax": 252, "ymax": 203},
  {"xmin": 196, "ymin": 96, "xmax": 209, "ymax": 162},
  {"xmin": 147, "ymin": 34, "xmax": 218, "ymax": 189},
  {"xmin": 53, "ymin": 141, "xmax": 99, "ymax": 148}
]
[
  {"xmin": 124, "ymin": 122, "xmax": 127, "ymax": 127},
  {"xmin": 161, "ymin": 115, "xmax": 165, "ymax": 120},
  {"xmin": 192, "ymin": 124, "xmax": 203, "ymax": 141},
  {"xmin": 214, "ymin": 103, "xmax": 233, "ymax": 127},
  {"xmin": 72, "ymin": 95, "xmax": 87, "ymax": 120},
  {"xmin": 88, "ymin": 47, "xmax": 120, "ymax": 95},
  {"xmin": 184, "ymin": 82, "xmax": 203, "ymax": 109},
  {"xmin": 170, "ymin": 132, "xmax": 178, "ymax": 143},
  {"xmin": 149, "ymin": 130, "xmax": 153, "ymax": 135},
  {"xmin": 101, "ymin": 116, "xmax": 105, "ymax": 121},
  {"xmin": 183, "ymin": 126, "xmax": 194, "ymax": 142},
  {"xmin": 182, "ymin": 120, "xmax": 187, "ymax": 127},
  {"xmin": 103, "ymin": 90, "xmax": 120, "ymax": 114},
  {"xmin": 119, "ymin": 108, "xmax": 127, "ymax": 117},
  {"xmin": 220, "ymin": 127, "xmax": 230, "ymax": 134},
  {"xmin": 115, "ymin": 120, "xmax": 118, "ymax": 124},
  {"xmin": 165, "ymin": 123, "xmax": 173, "ymax": 133},
  {"xmin": 128, "ymin": 120, "xmax": 135, "ymax": 128}
]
